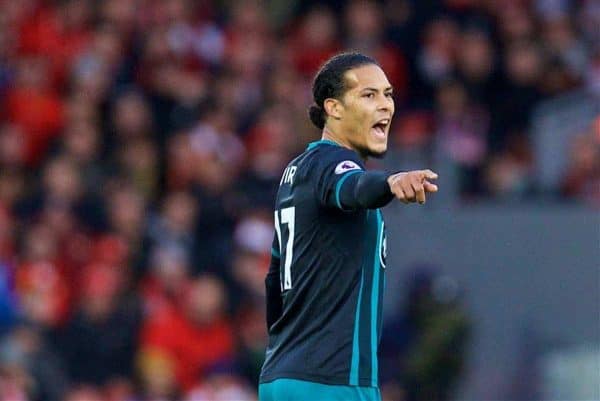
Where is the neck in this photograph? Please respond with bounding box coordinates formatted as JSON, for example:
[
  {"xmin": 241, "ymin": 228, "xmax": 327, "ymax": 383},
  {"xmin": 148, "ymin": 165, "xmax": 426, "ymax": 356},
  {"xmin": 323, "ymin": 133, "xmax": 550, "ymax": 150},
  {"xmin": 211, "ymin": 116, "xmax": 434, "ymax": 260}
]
[
  {"xmin": 322, "ymin": 126, "xmax": 352, "ymax": 150},
  {"xmin": 321, "ymin": 126, "xmax": 366, "ymax": 160}
]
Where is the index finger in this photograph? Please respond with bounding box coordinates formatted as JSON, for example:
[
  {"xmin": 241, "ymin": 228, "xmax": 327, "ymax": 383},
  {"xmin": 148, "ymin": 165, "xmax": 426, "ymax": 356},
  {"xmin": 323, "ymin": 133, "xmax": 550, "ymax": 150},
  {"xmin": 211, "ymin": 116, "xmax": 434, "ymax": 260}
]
[{"xmin": 421, "ymin": 169, "xmax": 438, "ymax": 180}]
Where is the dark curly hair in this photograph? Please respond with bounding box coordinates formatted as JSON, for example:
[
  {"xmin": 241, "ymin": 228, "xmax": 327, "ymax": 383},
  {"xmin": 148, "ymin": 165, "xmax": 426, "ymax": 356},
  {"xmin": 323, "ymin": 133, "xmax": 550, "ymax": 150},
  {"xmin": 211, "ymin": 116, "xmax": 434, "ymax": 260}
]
[{"xmin": 308, "ymin": 52, "xmax": 379, "ymax": 129}]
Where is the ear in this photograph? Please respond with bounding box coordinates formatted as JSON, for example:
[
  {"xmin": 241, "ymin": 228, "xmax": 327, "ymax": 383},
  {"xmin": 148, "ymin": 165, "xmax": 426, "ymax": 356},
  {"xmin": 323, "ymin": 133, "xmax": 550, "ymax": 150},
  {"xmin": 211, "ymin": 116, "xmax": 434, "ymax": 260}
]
[{"xmin": 324, "ymin": 98, "xmax": 344, "ymax": 121}]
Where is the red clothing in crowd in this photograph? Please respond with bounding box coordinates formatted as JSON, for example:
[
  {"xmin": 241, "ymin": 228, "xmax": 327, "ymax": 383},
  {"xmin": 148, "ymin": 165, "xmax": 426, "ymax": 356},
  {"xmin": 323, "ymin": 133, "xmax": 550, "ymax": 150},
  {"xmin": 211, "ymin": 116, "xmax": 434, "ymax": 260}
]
[
  {"xmin": 17, "ymin": 6, "xmax": 91, "ymax": 86},
  {"xmin": 141, "ymin": 309, "xmax": 235, "ymax": 390},
  {"xmin": 5, "ymin": 87, "xmax": 64, "ymax": 166}
]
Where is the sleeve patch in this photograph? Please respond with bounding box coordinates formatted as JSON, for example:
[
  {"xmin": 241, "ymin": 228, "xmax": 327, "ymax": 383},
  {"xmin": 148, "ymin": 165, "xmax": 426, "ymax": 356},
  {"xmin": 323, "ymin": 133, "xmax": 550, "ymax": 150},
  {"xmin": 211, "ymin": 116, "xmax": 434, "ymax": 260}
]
[{"xmin": 334, "ymin": 160, "xmax": 362, "ymax": 175}]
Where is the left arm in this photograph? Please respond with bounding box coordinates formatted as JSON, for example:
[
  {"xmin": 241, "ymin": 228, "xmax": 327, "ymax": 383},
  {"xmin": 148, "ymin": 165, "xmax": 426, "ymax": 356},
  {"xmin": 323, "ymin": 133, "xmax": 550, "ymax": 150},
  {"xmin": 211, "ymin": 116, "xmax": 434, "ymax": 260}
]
[{"xmin": 265, "ymin": 235, "xmax": 282, "ymax": 331}]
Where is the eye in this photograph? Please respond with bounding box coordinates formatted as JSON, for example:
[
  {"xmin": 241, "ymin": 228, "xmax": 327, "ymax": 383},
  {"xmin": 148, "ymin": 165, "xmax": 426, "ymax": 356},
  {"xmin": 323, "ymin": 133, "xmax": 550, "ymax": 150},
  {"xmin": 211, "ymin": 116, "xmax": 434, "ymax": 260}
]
[
  {"xmin": 363, "ymin": 93, "xmax": 375, "ymax": 99},
  {"xmin": 385, "ymin": 92, "xmax": 394, "ymax": 99}
]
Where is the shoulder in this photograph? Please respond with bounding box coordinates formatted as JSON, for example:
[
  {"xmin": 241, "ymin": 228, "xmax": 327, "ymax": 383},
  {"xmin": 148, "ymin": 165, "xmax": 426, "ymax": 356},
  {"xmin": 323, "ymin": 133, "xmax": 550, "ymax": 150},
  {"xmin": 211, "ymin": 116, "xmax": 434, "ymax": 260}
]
[{"xmin": 311, "ymin": 145, "xmax": 365, "ymax": 174}]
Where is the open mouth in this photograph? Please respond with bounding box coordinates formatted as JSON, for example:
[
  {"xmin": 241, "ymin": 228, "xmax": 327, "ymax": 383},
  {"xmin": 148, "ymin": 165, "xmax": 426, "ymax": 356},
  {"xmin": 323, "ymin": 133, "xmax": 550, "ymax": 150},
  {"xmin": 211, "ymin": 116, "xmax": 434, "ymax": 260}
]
[{"xmin": 371, "ymin": 119, "xmax": 390, "ymax": 138}]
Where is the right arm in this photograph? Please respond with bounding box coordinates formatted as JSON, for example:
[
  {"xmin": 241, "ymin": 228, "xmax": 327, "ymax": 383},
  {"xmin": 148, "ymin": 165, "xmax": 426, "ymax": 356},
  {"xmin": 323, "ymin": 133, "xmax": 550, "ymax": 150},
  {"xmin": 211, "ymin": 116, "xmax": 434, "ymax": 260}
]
[{"xmin": 319, "ymin": 163, "xmax": 439, "ymax": 210}]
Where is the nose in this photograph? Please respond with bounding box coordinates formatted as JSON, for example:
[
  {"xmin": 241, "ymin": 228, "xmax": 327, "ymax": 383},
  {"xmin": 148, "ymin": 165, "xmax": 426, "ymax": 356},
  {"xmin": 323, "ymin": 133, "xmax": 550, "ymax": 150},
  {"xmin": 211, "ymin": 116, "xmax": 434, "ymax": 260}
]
[{"xmin": 377, "ymin": 95, "xmax": 393, "ymax": 113}]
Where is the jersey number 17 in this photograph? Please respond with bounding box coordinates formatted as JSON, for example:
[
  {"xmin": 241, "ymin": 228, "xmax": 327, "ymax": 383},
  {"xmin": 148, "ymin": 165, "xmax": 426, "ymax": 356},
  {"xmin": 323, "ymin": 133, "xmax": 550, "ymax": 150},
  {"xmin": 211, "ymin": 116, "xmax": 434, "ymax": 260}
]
[{"xmin": 274, "ymin": 207, "xmax": 295, "ymax": 291}]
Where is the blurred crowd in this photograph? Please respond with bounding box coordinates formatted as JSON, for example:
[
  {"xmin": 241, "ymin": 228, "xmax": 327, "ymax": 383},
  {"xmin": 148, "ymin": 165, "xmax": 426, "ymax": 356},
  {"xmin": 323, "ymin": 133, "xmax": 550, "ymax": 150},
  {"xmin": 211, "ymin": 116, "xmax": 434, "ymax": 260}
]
[{"xmin": 0, "ymin": 0, "xmax": 597, "ymax": 400}]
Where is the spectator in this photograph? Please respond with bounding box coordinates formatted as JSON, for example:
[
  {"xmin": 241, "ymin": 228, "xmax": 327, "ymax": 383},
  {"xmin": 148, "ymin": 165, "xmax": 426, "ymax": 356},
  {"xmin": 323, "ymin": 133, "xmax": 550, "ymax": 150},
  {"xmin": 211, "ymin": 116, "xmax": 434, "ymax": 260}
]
[
  {"xmin": 4, "ymin": 56, "xmax": 64, "ymax": 167},
  {"xmin": 380, "ymin": 268, "xmax": 471, "ymax": 401},
  {"xmin": 141, "ymin": 245, "xmax": 191, "ymax": 317},
  {"xmin": 560, "ymin": 124, "xmax": 600, "ymax": 206},
  {"xmin": 140, "ymin": 274, "xmax": 235, "ymax": 392},
  {"xmin": 60, "ymin": 261, "xmax": 141, "ymax": 387},
  {"xmin": 147, "ymin": 190, "xmax": 198, "ymax": 270},
  {"xmin": 0, "ymin": 323, "xmax": 70, "ymax": 401},
  {"xmin": 434, "ymin": 79, "xmax": 489, "ymax": 195}
]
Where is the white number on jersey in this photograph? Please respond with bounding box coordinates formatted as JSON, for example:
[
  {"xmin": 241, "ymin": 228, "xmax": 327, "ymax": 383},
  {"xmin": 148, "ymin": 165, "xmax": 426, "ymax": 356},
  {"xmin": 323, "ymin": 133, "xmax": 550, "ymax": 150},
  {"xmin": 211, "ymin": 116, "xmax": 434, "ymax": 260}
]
[{"xmin": 274, "ymin": 207, "xmax": 295, "ymax": 290}]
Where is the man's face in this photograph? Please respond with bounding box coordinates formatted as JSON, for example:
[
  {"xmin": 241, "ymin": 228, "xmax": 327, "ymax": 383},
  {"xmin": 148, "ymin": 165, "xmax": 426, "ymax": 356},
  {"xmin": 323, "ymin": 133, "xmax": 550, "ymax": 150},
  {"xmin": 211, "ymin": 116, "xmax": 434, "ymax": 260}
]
[{"xmin": 337, "ymin": 64, "xmax": 395, "ymax": 158}]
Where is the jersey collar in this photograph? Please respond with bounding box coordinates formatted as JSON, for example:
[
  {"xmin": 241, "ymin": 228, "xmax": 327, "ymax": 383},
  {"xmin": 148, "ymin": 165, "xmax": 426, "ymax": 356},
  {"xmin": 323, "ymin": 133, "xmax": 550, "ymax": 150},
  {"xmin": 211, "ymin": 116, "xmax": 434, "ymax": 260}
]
[{"xmin": 306, "ymin": 139, "xmax": 342, "ymax": 151}]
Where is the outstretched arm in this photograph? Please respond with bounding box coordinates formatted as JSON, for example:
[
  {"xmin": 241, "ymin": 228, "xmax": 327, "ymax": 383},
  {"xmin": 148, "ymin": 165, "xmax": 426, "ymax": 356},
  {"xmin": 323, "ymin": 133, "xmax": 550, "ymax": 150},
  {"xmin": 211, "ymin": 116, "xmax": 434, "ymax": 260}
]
[{"xmin": 337, "ymin": 169, "xmax": 439, "ymax": 210}]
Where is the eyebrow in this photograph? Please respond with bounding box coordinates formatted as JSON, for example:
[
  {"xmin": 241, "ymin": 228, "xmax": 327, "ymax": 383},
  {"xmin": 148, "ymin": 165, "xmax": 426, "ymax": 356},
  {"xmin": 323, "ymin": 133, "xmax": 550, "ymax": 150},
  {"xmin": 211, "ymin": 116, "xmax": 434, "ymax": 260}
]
[{"xmin": 361, "ymin": 86, "xmax": 394, "ymax": 93}]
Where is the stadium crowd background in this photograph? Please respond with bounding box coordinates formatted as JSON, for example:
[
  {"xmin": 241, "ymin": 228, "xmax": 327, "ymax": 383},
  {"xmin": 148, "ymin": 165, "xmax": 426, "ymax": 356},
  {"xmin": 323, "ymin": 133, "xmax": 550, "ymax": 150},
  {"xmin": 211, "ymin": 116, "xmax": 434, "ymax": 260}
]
[{"xmin": 0, "ymin": 0, "xmax": 597, "ymax": 400}]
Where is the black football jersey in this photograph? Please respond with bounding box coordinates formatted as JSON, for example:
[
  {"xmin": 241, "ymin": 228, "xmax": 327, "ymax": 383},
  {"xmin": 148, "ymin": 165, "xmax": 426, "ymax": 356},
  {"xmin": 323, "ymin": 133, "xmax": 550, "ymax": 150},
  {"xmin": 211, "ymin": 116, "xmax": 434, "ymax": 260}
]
[{"xmin": 260, "ymin": 140, "xmax": 387, "ymax": 387}]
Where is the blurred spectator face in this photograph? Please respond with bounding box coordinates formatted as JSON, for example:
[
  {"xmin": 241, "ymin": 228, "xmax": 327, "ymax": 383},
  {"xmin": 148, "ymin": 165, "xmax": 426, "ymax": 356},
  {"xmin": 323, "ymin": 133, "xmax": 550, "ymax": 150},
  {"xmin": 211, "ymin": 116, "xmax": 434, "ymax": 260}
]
[
  {"xmin": 505, "ymin": 42, "xmax": 543, "ymax": 85},
  {"xmin": 189, "ymin": 108, "xmax": 246, "ymax": 192},
  {"xmin": 542, "ymin": 16, "xmax": 576, "ymax": 52},
  {"xmin": 184, "ymin": 276, "xmax": 226, "ymax": 325},
  {"xmin": 579, "ymin": 0, "xmax": 600, "ymax": 44},
  {"xmin": 212, "ymin": 71, "xmax": 253, "ymax": 115},
  {"xmin": 587, "ymin": 52, "xmax": 600, "ymax": 95},
  {"xmin": 0, "ymin": 327, "xmax": 39, "ymax": 399},
  {"xmin": 0, "ymin": 170, "xmax": 24, "ymax": 208},
  {"xmin": 457, "ymin": 30, "xmax": 494, "ymax": 81},
  {"xmin": 108, "ymin": 186, "xmax": 146, "ymax": 239},
  {"xmin": 232, "ymin": 212, "xmax": 272, "ymax": 295},
  {"xmin": 0, "ymin": 20, "xmax": 15, "ymax": 62},
  {"xmin": 104, "ymin": 378, "xmax": 135, "ymax": 401},
  {"xmin": 392, "ymin": 112, "xmax": 433, "ymax": 149},
  {"xmin": 138, "ymin": 349, "xmax": 178, "ymax": 400},
  {"xmin": 142, "ymin": 27, "xmax": 173, "ymax": 64},
  {"xmin": 162, "ymin": 191, "xmax": 198, "ymax": 234},
  {"xmin": 150, "ymin": 245, "xmax": 189, "ymax": 293},
  {"xmin": 65, "ymin": 93, "xmax": 98, "ymax": 125},
  {"xmin": 485, "ymin": 133, "xmax": 533, "ymax": 196},
  {"xmin": 40, "ymin": 202, "xmax": 75, "ymax": 240},
  {"xmin": 15, "ymin": 56, "xmax": 51, "ymax": 90},
  {"xmin": 0, "ymin": 206, "xmax": 13, "ymax": 258},
  {"xmin": 60, "ymin": 0, "xmax": 93, "ymax": 30},
  {"xmin": 167, "ymin": 133, "xmax": 196, "ymax": 189},
  {"xmin": 246, "ymin": 105, "xmax": 296, "ymax": 176},
  {"xmin": 232, "ymin": 250, "xmax": 267, "ymax": 297},
  {"xmin": 42, "ymin": 157, "xmax": 82, "ymax": 202},
  {"xmin": 237, "ymin": 302, "xmax": 267, "ymax": 351},
  {"xmin": 230, "ymin": 34, "xmax": 268, "ymax": 78},
  {"xmin": 112, "ymin": 91, "xmax": 153, "ymax": 139},
  {"xmin": 64, "ymin": 386, "xmax": 104, "ymax": 401},
  {"xmin": 0, "ymin": 0, "xmax": 37, "ymax": 27},
  {"xmin": 0, "ymin": 366, "xmax": 29, "ymax": 401},
  {"xmin": 99, "ymin": 0, "xmax": 137, "ymax": 32},
  {"xmin": 117, "ymin": 137, "xmax": 158, "ymax": 197},
  {"xmin": 17, "ymin": 226, "xmax": 68, "ymax": 326},
  {"xmin": 0, "ymin": 125, "xmax": 26, "ymax": 168},
  {"xmin": 436, "ymin": 80, "xmax": 468, "ymax": 118},
  {"xmin": 569, "ymin": 132, "xmax": 599, "ymax": 172},
  {"xmin": 63, "ymin": 120, "xmax": 100, "ymax": 164},
  {"xmin": 22, "ymin": 224, "xmax": 57, "ymax": 262},
  {"xmin": 425, "ymin": 18, "xmax": 458, "ymax": 58},
  {"xmin": 71, "ymin": 26, "xmax": 123, "ymax": 103},
  {"xmin": 92, "ymin": 234, "xmax": 129, "ymax": 267},
  {"xmin": 233, "ymin": 212, "xmax": 272, "ymax": 254},
  {"xmin": 230, "ymin": 1, "xmax": 268, "ymax": 35},
  {"xmin": 302, "ymin": 7, "xmax": 338, "ymax": 49},
  {"xmin": 163, "ymin": 0, "xmax": 189, "ymax": 23},
  {"xmin": 266, "ymin": 65, "xmax": 303, "ymax": 105},
  {"xmin": 345, "ymin": 0, "xmax": 382, "ymax": 41},
  {"xmin": 497, "ymin": 5, "xmax": 535, "ymax": 42},
  {"xmin": 92, "ymin": 25, "xmax": 124, "ymax": 69},
  {"xmin": 419, "ymin": 18, "xmax": 458, "ymax": 83},
  {"xmin": 80, "ymin": 263, "xmax": 121, "ymax": 321}
]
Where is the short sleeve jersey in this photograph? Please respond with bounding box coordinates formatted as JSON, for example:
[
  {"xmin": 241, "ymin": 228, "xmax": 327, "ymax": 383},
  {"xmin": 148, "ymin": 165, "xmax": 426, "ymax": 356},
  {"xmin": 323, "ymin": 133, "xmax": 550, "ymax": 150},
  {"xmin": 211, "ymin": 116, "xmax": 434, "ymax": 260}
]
[{"xmin": 260, "ymin": 140, "xmax": 387, "ymax": 387}]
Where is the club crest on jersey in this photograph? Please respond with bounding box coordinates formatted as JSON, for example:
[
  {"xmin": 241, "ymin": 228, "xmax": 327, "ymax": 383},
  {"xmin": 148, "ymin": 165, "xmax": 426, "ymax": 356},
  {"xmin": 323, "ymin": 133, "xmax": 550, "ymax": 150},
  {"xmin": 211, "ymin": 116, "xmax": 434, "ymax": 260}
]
[{"xmin": 335, "ymin": 160, "xmax": 361, "ymax": 174}]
